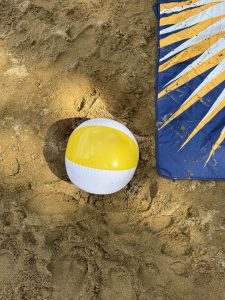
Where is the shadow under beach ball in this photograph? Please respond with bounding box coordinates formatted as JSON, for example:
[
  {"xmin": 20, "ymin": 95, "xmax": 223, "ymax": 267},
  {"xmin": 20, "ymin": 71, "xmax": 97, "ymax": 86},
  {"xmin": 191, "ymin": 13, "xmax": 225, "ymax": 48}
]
[{"xmin": 43, "ymin": 118, "xmax": 88, "ymax": 181}]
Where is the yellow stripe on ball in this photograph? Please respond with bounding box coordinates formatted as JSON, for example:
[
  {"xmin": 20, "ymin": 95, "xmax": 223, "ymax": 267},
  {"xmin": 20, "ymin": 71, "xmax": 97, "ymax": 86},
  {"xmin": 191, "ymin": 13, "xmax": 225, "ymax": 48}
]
[{"xmin": 66, "ymin": 125, "xmax": 139, "ymax": 171}]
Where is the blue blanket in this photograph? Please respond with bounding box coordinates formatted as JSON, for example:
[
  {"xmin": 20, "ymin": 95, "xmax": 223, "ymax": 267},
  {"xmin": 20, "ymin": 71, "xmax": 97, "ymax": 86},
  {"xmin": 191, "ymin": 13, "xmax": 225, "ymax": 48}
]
[{"xmin": 156, "ymin": 0, "xmax": 225, "ymax": 180}]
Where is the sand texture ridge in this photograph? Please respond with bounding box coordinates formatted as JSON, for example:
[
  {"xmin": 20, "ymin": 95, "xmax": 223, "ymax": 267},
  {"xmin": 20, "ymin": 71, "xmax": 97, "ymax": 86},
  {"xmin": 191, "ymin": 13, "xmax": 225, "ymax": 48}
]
[{"xmin": 0, "ymin": 0, "xmax": 225, "ymax": 299}]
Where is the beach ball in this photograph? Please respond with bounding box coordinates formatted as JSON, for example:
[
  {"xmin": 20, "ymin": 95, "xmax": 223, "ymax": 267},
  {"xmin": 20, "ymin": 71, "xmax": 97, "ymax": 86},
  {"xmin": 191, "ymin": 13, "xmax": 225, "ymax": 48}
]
[{"xmin": 65, "ymin": 118, "xmax": 139, "ymax": 194}]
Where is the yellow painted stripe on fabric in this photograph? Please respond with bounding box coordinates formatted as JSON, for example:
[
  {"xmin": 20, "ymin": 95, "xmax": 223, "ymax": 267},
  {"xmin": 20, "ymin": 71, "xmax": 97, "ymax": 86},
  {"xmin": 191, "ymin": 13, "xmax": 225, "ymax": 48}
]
[
  {"xmin": 159, "ymin": 31, "xmax": 225, "ymax": 72},
  {"xmin": 66, "ymin": 126, "xmax": 139, "ymax": 171},
  {"xmin": 180, "ymin": 98, "xmax": 225, "ymax": 149},
  {"xmin": 205, "ymin": 126, "xmax": 225, "ymax": 164},
  {"xmin": 160, "ymin": 2, "xmax": 218, "ymax": 26},
  {"xmin": 158, "ymin": 48, "xmax": 225, "ymax": 99},
  {"xmin": 160, "ymin": 0, "xmax": 199, "ymax": 10},
  {"xmin": 160, "ymin": 15, "xmax": 224, "ymax": 48},
  {"xmin": 160, "ymin": 69, "xmax": 225, "ymax": 129}
]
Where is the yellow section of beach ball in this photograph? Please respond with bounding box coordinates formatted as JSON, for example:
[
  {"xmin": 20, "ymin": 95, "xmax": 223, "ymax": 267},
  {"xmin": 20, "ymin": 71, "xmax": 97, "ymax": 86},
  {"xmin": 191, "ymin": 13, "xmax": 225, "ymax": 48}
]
[{"xmin": 65, "ymin": 125, "xmax": 139, "ymax": 170}]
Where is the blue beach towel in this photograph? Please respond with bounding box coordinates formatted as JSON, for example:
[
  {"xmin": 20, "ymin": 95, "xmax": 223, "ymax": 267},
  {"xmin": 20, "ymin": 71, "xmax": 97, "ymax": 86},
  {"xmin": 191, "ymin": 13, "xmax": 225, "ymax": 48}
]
[{"xmin": 156, "ymin": 0, "xmax": 225, "ymax": 180}]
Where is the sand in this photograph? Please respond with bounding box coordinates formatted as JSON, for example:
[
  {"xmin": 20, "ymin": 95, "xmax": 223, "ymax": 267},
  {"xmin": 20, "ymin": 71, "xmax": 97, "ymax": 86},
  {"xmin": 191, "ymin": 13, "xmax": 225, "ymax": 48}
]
[{"xmin": 0, "ymin": 0, "xmax": 225, "ymax": 299}]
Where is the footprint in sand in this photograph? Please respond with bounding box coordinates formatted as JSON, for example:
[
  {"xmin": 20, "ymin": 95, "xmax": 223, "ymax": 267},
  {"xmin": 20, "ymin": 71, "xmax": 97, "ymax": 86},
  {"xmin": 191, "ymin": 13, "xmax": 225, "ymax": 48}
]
[
  {"xmin": 99, "ymin": 268, "xmax": 136, "ymax": 300},
  {"xmin": 0, "ymin": 251, "xmax": 16, "ymax": 285},
  {"xmin": 137, "ymin": 262, "xmax": 160, "ymax": 289},
  {"xmin": 50, "ymin": 255, "xmax": 87, "ymax": 300}
]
